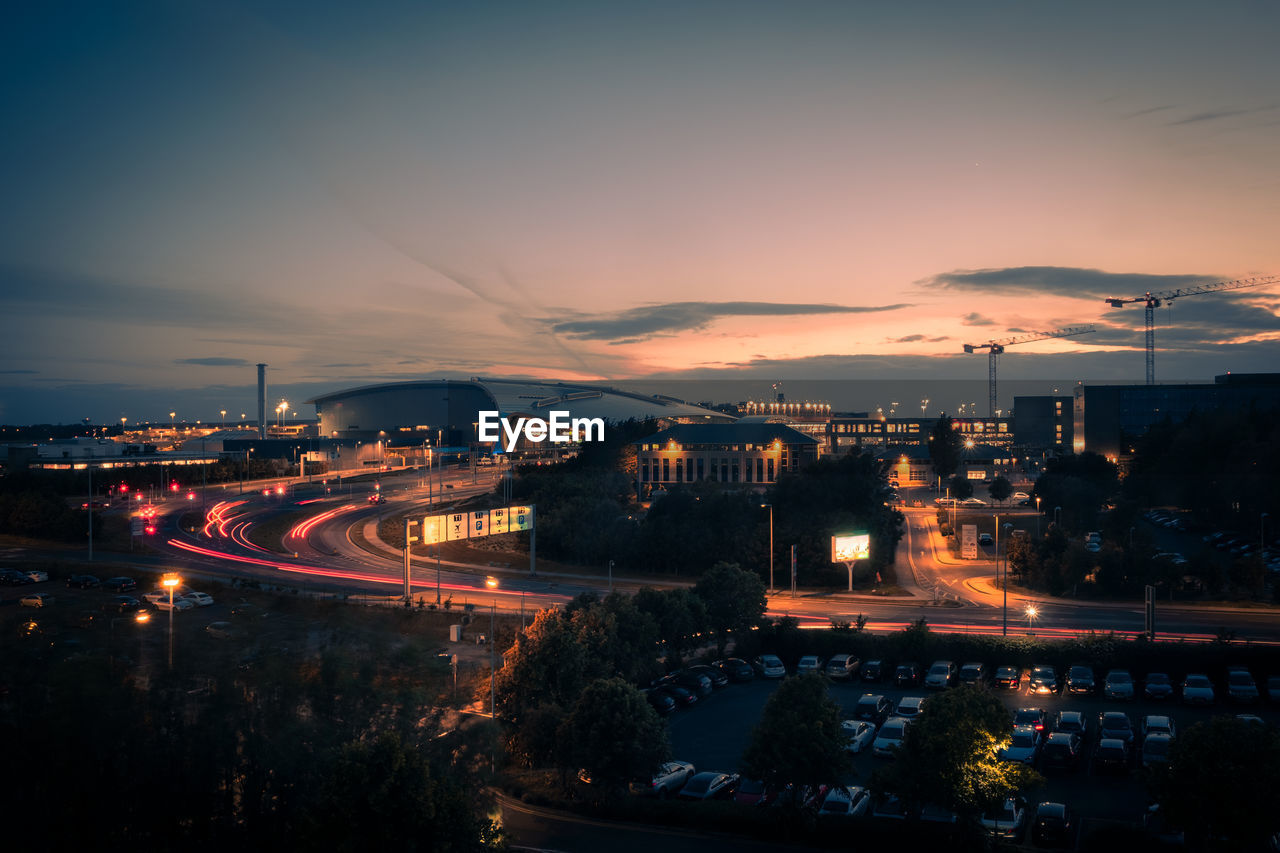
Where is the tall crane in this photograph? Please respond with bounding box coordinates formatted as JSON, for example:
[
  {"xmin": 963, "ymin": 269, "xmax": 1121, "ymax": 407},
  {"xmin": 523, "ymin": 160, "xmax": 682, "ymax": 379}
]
[
  {"xmin": 963, "ymin": 326, "xmax": 1096, "ymax": 417},
  {"xmin": 1104, "ymin": 275, "xmax": 1279, "ymax": 385}
]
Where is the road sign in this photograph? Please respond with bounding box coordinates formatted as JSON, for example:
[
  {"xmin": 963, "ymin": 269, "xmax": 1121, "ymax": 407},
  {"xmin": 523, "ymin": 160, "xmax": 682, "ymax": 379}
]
[{"xmin": 961, "ymin": 525, "xmax": 978, "ymax": 559}]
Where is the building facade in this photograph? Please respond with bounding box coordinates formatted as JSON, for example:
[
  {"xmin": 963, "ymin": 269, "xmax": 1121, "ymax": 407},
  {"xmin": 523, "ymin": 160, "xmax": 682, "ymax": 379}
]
[{"xmin": 634, "ymin": 423, "xmax": 819, "ymax": 494}]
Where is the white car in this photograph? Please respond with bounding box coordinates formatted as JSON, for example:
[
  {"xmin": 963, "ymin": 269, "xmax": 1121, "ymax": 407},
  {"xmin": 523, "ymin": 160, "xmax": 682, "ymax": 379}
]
[
  {"xmin": 1011, "ymin": 492, "xmax": 1030, "ymax": 501},
  {"xmin": 925, "ymin": 660, "xmax": 956, "ymax": 689},
  {"xmin": 629, "ymin": 760, "xmax": 695, "ymax": 798},
  {"xmin": 895, "ymin": 696, "xmax": 927, "ymax": 719},
  {"xmin": 1141, "ymin": 715, "xmax": 1176, "ymax": 739},
  {"xmin": 796, "ymin": 655, "xmax": 822, "ymax": 674},
  {"xmin": 753, "ymin": 654, "xmax": 786, "ymax": 678},
  {"xmin": 841, "ymin": 720, "xmax": 876, "ymax": 753},
  {"xmin": 960, "ymin": 497, "xmax": 988, "ymax": 506},
  {"xmin": 998, "ymin": 725, "xmax": 1042, "ymax": 765},
  {"xmin": 819, "ymin": 785, "xmax": 871, "ymax": 817},
  {"xmin": 20, "ymin": 593, "xmax": 53, "ymax": 608},
  {"xmin": 142, "ymin": 589, "xmax": 171, "ymax": 605},
  {"xmin": 183, "ymin": 591, "xmax": 215, "ymax": 607},
  {"xmin": 153, "ymin": 596, "xmax": 195, "ymax": 612},
  {"xmin": 873, "ymin": 717, "xmax": 910, "ymax": 758},
  {"xmin": 23, "ymin": 569, "xmax": 49, "ymax": 583}
]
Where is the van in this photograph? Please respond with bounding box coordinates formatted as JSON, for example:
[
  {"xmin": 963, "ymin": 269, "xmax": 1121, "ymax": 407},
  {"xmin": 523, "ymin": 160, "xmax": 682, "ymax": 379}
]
[{"xmin": 825, "ymin": 654, "xmax": 861, "ymax": 680}]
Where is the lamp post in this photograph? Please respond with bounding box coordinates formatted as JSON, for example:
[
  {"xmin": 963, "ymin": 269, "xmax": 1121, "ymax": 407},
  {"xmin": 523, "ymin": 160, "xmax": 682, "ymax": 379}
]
[
  {"xmin": 162, "ymin": 572, "xmax": 181, "ymax": 669},
  {"xmin": 1035, "ymin": 496, "xmax": 1042, "ymax": 538},
  {"xmin": 1053, "ymin": 506, "xmax": 1062, "ymax": 527},
  {"xmin": 1001, "ymin": 522, "xmax": 1014, "ymax": 636},
  {"xmin": 761, "ymin": 503, "xmax": 774, "ymax": 593},
  {"xmin": 1025, "ymin": 604, "xmax": 1038, "ymax": 631},
  {"xmin": 220, "ymin": 409, "xmax": 226, "ymax": 427},
  {"xmin": 608, "ymin": 559, "xmax": 614, "ymax": 593},
  {"xmin": 485, "ymin": 576, "xmax": 499, "ymax": 719}
]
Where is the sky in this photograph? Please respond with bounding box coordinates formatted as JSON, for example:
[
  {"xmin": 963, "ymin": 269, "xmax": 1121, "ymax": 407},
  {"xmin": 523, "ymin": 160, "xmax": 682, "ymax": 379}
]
[{"xmin": 2, "ymin": 0, "xmax": 1279, "ymax": 424}]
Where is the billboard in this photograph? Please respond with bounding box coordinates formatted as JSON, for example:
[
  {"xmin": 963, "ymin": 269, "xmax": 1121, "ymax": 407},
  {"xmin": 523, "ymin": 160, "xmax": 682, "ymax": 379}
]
[
  {"xmin": 418, "ymin": 504, "xmax": 533, "ymax": 545},
  {"xmin": 831, "ymin": 532, "xmax": 870, "ymax": 562},
  {"xmin": 509, "ymin": 505, "xmax": 534, "ymax": 532},
  {"xmin": 445, "ymin": 513, "xmax": 470, "ymax": 541},
  {"xmin": 961, "ymin": 524, "xmax": 978, "ymax": 559},
  {"xmin": 490, "ymin": 507, "xmax": 509, "ymax": 534},
  {"xmin": 470, "ymin": 510, "xmax": 490, "ymax": 537},
  {"xmin": 422, "ymin": 514, "xmax": 443, "ymax": 545}
]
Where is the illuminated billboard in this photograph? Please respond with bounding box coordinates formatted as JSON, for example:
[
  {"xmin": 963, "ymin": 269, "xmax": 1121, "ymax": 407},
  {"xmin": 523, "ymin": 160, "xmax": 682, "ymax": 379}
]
[
  {"xmin": 831, "ymin": 532, "xmax": 870, "ymax": 562},
  {"xmin": 418, "ymin": 504, "xmax": 534, "ymax": 545}
]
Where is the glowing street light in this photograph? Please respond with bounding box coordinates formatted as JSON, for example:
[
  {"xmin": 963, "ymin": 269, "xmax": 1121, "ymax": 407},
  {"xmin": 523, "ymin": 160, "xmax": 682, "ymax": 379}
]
[
  {"xmin": 1025, "ymin": 604, "xmax": 1039, "ymax": 630},
  {"xmin": 162, "ymin": 572, "xmax": 182, "ymax": 669}
]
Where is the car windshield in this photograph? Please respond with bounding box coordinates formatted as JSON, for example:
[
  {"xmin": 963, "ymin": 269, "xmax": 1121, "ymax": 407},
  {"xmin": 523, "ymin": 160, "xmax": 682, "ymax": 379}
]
[
  {"xmin": 1102, "ymin": 715, "xmax": 1128, "ymax": 729},
  {"xmin": 684, "ymin": 777, "xmax": 710, "ymax": 794},
  {"xmin": 1108, "ymin": 672, "xmax": 1131, "ymax": 683},
  {"xmin": 1148, "ymin": 673, "xmax": 1170, "ymax": 684},
  {"xmin": 1015, "ymin": 710, "xmax": 1040, "ymax": 724},
  {"xmin": 997, "ymin": 667, "xmax": 1015, "ymax": 677},
  {"xmin": 1098, "ymin": 745, "xmax": 1124, "ymax": 758},
  {"xmin": 881, "ymin": 722, "xmax": 906, "ymax": 738},
  {"xmin": 1228, "ymin": 672, "xmax": 1252, "ymax": 684},
  {"xmin": 1186, "ymin": 675, "xmax": 1211, "ymax": 687},
  {"xmin": 1011, "ymin": 732, "xmax": 1036, "ymax": 748},
  {"xmin": 762, "ymin": 656, "xmax": 781, "ymax": 666},
  {"xmin": 1033, "ymin": 667, "xmax": 1053, "ymax": 678},
  {"xmin": 1060, "ymin": 714, "xmax": 1081, "ymax": 728},
  {"xmin": 930, "ymin": 664, "xmax": 949, "ymax": 675},
  {"xmin": 1070, "ymin": 667, "xmax": 1091, "ymax": 678}
]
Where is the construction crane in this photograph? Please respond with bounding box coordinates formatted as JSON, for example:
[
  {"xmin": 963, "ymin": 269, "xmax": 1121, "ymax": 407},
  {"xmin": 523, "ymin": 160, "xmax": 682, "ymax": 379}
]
[
  {"xmin": 1104, "ymin": 275, "xmax": 1279, "ymax": 385},
  {"xmin": 964, "ymin": 326, "xmax": 1096, "ymax": 417}
]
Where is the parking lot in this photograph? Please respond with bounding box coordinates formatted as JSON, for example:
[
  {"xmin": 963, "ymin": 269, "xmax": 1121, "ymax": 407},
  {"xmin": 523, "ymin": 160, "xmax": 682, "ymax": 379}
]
[{"xmin": 668, "ymin": 664, "xmax": 1280, "ymax": 833}]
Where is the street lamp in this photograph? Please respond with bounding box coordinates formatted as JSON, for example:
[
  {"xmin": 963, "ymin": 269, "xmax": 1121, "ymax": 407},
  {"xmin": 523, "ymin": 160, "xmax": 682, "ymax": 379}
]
[
  {"xmin": 485, "ymin": 577, "xmax": 499, "ymax": 719},
  {"xmin": 761, "ymin": 503, "xmax": 774, "ymax": 593},
  {"xmin": 1001, "ymin": 522, "xmax": 1014, "ymax": 636},
  {"xmin": 921, "ymin": 398, "xmax": 929, "ymax": 417},
  {"xmin": 1025, "ymin": 604, "xmax": 1039, "ymax": 631},
  {"xmin": 1035, "ymin": 496, "xmax": 1042, "ymax": 538},
  {"xmin": 170, "ymin": 411, "xmax": 176, "ymax": 432},
  {"xmin": 220, "ymin": 409, "xmax": 226, "ymax": 426},
  {"xmin": 162, "ymin": 572, "xmax": 181, "ymax": 669}
]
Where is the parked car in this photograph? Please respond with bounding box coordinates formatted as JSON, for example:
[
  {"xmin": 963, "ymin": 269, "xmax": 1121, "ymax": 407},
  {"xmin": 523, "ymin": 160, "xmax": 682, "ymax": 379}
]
[
  {"xmin": 1097, "ymin": 712, "xmax": 1134, "ymax": 745},
  {"xmin": 1029, "ymin": 665, "xmax": 1058, "ymax": 695},
  {"xmin": 104, "ymin": 577, "xmax": 138, "ymax": 592},
  {"xmin": 842, "ymin": 720, "xmax": 876, "ymax": 754},
  {"xmin": 925, "ymin": 660, "xmax": 956, "ymax": 689},
  {"xmin": 657, "ymin": 684, "xmax": 697, "ymax": 708},
  {"xmin": 872, "ymin": 793, "xmax": 911, "ymax": 821},
  {"xmin": 994, "ymin": 665, "xmax": 1022, "ymax": 690},
  {"xmin": 958, "ymin": 662, "xmax": 987, "ymax": 685},
  {"xmin": 1181, "ymin": 673, "xmax": 1216, "ymax": 705},
  {"xmin": 999, "ymin": 725, "xmax": 1042, "ymax": 765},
  {"xmin": 861, "ymin": 660, "xmax": 885, "ymax": 682},
  {"xmin": 1103, "ymin": 669, "xmax": 1135, "ymax": 700},
  {"xmin": 20, "ymin": 593, "xmax": 54, "ymax": 608},
  {"xmin": 631, "ymin": 760, "xmax": 695, "ymax": 798},
  {"xmin": 960, "ymin": 497, "xmax": 988, "ymax": 507},
  {"xmin": 100, "ymin": 595, "xmax": 142, "ymax": 614},
  {"xmin": 1031, "ymin": 802, "xmax": 1077, "ymax": 848},
  {"xmin": 1140, "ymin": 715, "xmax": 1176, "ymax": 739},
  {"xmin": 23, "ymin": 569, "xmax": 49, "ymax": 583},
  {"xmin": 205, "ymin": 622, "xmax": 235, "ymax": 639},
  {"xmin": 873, "ymin": 717, "xmax": 911, "ymax": 758},
  {"xmin": 712, "ymin": 658, "xmax": 754, "ymax": 683},
  {"xmin": 645, "ymin": 689, "xmax": 676, "ymax": 716},
  {"xmin": 977, "ymin": 532, "xmax": 994, "ymax": 546},
  {"xmin": 733, "ymin": 778, "xmax": 776, "ymax": 807},
  {"xmin": 1053, "ymin": 710, "xmax": 1087, "ymax": 739},
  {"xmin": 1225, "ymin": 667, "xmax": 1259, "ymax": 703},
  {"xmin": 1066, "ymin": 665, "xmax": 1096, "ymax": 695},
  {"xmin": 678, "ymin": 771, "xmax": 739, "ymax": 800},
  {"xmin": 753, "ymin": 654, "xmax": 786, "ymax": 679},
  {"xmin": 797, "ymin": 655, "xmax": 823, "ymax": 675},
  {"xmin": 894, "ymin": 662, "xmax": 921, "ymax": 687},
  {"xmin": 1013, "ymin": 707, "xmax": 1048, "ymax": 732},
  {"xmin": 1092, "ymin": 738, "xmax": 1130, "ymax": 774},
  {"xmin": 895, "ymin": 696, "xmax": 927, "ymax": 719},
  {"xmin": 183, "ymin": 591, "xmax": 215, "ymax": 608},
  {"xmin": 981, "ymin": 797, "xmax": 1027, "ymax": 838},
  {"xmin": 825, "ymin": 654, "xmax": 861, "ymax": 680},
  {"xmin": 1040, "ymin": 732, "xmax": 1084, "ymax": 770},
  {"xmin": 142, "ymin": 589, "xmax": 173, "ymax": 605},
  {"xmin": 65, "ymin": 574, "xmax": 101, "ymax": 589},
  {"xmin": 152, "ymin": 596, "xmax": 195, "ymax": 612},
  {"xmin": 1141, "ymin": 733, "xmax": 1173, "ymax": 768},
  {"xmin": 667, "ymin": 671, "xmax": 712, "ymax": 698},
  {"xmin": 687, "ymin": 664, "xmax": 729, "ymax": 689},
  {"xmin": 1267, "ymin": 675, "xmax": 1280, "ymax": 704},
  {"xmin": 819, "ymin": 786, "xmax": 871, "ymax": 817},
  {"xmin": 854, "ymin": 694, "xmax": 893, "ymax": 725},
  {"xmin": 0, "ymin": 569, "xmax": 34, "ymax": 586},
  {"xmin": 1144, "ymin": 671, "xmax": 1175, "ymax": 701}
]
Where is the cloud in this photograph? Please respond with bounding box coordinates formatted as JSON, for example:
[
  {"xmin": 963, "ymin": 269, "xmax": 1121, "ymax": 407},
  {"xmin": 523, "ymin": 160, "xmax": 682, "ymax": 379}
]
[
  {"xmin": 888, "ymin": 334, "xmax": 950, "ymax": 343},
  {"xmin": 175, "ymin": 357, "xmax": 250, "ymax": 367},
  {"xmin": 1167, "ymin": 106, "xmax": 1277, "ymax": 126},
  {"xmin": 0, "ymin": 369, "xmax": 38, "ymax": 374},
  {"xmin": 962, "ymin": 313, "xmax": 996, "ymax": 326},
  {"xmin": 923, "ymin": 266, "xmax": 1219, "ymax": 300},
  {"xmin": 549, "ymin": 301, "xmax": 912, "ymax": 342}
]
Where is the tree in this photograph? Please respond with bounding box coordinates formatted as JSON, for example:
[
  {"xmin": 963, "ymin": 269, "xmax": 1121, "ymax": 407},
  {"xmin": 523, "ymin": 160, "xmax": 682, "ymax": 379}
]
[
  {"xmin": 988, "ymin": 475, "xmax": 1012, "ymax": 505},
  {"xmin": 1032, "ymin": 452, "xmax": 1118, "ymax": 533},
  {"xmin": 739, "ymin": 674, "xmax": 850, "ymax": 799},
  {"xmin": 928, "ymin": 416, "xmax": 962, "ymax": 481},
  {"xmin": 1149, "ymin": 716, "xmax": 1280, "ymax": 850},
  {"xmin": 693, "ymin": 561, "xmax": 768, "ymax": 656},
  {"xmin": 633, "ymin": 586, "xmax": 707, "ymax": 666},
  {"xmin": 948, "ymin": 474, "xmax": 973, "ymax": 500},
  {"xmin": 562, "ymin": 678, "xmax": 671, "ymax": 800},
  {"xmin": 492, "ymin": 609, "xmax": 588, "ymax": 725},
  {"xmin": 873, "ymin": 686, "xmax": 1041, "ymax": 820}
]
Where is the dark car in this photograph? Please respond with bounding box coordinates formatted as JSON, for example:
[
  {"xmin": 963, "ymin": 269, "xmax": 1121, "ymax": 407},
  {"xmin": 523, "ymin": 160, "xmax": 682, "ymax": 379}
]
[
  {"xmin": 733, "ymin": 778, "xmax": 777, "ymax": 807},
  {"xmin": 1092, "ymin": 738, "xmax": 1130, "ymax": 774},
  {"xmin": 645, "ymin": 689, "xmax": 676, "ymax": 716},
  {"xmin": 958, "ymin": 662, "xmax": 987, "ymax": 685},
  {"xmin": 1031, "ymin": 802, "xmax": 1077, "ymax": 848},
  {"xmin": 0, "ymin": 569, "xmax": 34, "ymax": 586},
  {"xmin": 712, "ymin": 658, "xmax": 754, "ymax": 683},
  {"xmin": 100, "ymin": 595, "xmax": 142, "ymax": 614},
  {"xmin": 1013, "ymin": 707, "xmax": 1048, "ymax": 732},
  {"xmin": 1040, "ymin": 732, "xmax": 1083, "ymax": 771},
  {"xmin": 671, "ymin": 671, "xmax": 713, "ymax": 697},
  {"xmin": 862, "ymin": 660, "xmax": 885, "ymax": 682},
  {"xmin": 1225, "ymin": 667, "xmax": 1259, "ymax": 703},
  {"xmin": 1052, "ymin": 710, "xmax": 1088, "ymax": 740},
  {"xmin": 104, "ymin": 577, "xmax": 138, "ymax": 592},
  {"xmin": 1267, "ymin": 675, "xmax": 1280, "ymax": 704},
  {"xmin": 853, "ymin": 694, "xmax": 893, "ymax": 725},
  {"xmin": 1097, "ymin": 712, "xmax": 1134, "ymax": 745},
  {"xmin": 1144, "ymin": 672, "xmax": 1175, "ymax": 701},
  {"xmin": 1028, "ymin": 665, "xmax": 1058, "ymax": 695},
  {"xmin": 688, "ymin": 664, "xmax": 729, "ymax": 689},
  {"xmin": 65, "ymin": 575, "xmax": 102, "ymax": 589},
  {"xmin": 657, "ymin": 684, "xmax": 697, "ymax": 708},
  {"xmin": 994, "ymin": 665, "xmax": 1021, "ymax": 690},
  {"xmin": 678, "ymin": 771, "xmax": 739, "ymax": 801},
  {"xmin": 1065, "ymin": 665, "xmax": 1095, "ymax": 695},
  {"xmin": 895, "ymin": 662, "xmax": 921, "ymax": 688}
]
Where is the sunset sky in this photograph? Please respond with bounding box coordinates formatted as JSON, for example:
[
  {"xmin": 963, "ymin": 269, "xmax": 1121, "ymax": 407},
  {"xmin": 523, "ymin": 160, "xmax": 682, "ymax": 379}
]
[{"xmin": 3, "ymin": 0, "xmax": 1279, "ymax": 423}]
